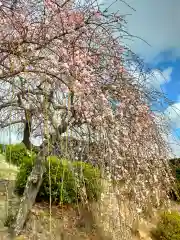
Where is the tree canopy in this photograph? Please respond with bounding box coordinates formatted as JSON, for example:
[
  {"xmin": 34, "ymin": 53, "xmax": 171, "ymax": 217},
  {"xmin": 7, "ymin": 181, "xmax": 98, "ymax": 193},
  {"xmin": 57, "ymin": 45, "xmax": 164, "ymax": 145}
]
[{"xmin": 0, "ymin": 0, "xmax": 173, "ymax": 237}]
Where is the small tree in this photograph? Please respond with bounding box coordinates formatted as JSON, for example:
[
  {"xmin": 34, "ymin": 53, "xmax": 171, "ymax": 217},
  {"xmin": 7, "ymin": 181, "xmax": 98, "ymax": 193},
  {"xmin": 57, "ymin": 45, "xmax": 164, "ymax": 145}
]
[{"xmin": 0, "ymin": 0, "xmax": 173, "ymax": 237}]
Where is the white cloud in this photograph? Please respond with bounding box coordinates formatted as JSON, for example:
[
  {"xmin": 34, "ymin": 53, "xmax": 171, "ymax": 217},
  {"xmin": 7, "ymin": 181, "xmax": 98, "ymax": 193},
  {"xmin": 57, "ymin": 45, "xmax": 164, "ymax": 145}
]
[
  {"xmin": 128, "ymin": 64, "xmax": 173, "ymax": 90},
  {"xmin": 164, "ymin": 102, "xmax": 180, "ymax": 129},
  {"xmin": 101, "ymin": 0, "xmax": 180, "ymax": 61},
  {"xmin": 162, "ymin": 101, "xmax": 180, "ymax": 157},
  {"xmin": 146, "ymin": 67, "xmax": 173, "ymax": 91},
  {"xmin": 164, "ymin": 130, "xmax": 180, "ymax": 158}
]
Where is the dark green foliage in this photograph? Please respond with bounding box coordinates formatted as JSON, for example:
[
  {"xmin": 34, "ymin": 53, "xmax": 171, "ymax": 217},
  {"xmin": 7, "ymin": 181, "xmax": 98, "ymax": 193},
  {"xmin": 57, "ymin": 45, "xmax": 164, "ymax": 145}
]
[
  {"xmin": 32, "ymin": 146, "xmax": 39, "ymax": 154},
  {"xmin": 15, "ymin": 156, "xmax": 36, "ymax": 195},
  {"xmin": 0, "ymin": 144, "xmax": 3, "ymax": 153},
  {"xmin": 0, "ymin": 143, "xmax": 7, "ymax": 153},
  {"xmin": 5, "ymin": 143, "xmax": 36, "ymax": 167},
  {"xmin": 169, "ymin": 158, "xmax": 180, "ymax": 201},
  {"xmin": 151, "ymin": 211, "xmax": 180, "ymax": 240},
  {"xmin": 40, "ymin": 157, "xmax": 79, "ymax": 204},
  {"xmin": 15, "ymin": 156, "xmax": 102, "ymax": 204},
  {"xmin": 4, "ymin": 214, "xmax": 15, "ymax": 228},
  {"xmin": 170, "ymin": 159, "xmax": 180, "ymax": 180}
]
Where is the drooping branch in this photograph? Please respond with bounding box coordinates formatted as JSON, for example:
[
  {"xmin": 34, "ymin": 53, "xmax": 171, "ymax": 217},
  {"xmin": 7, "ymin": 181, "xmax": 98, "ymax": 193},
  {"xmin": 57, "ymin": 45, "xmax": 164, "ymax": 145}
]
[{"xmin": 0, "ymin": 1, "xmax": 174, "ymax": 238}]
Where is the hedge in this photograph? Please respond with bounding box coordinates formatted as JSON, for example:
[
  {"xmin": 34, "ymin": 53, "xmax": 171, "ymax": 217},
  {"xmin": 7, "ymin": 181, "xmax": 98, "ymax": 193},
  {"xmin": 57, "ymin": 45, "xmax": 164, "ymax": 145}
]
[
  {"xmin": 151, "ymin": 211, "xmax": 180, "ymax": 240},
  {"xmin": 0, "ymin": 144, "xmax": 4, "ymax": 153},
  {"xmin": 5, "ymin": 143, "xmax": 36, "ymax": 167},
  {"xmin": 15, "ymin": 156, "xmax": 102, "ymax": 204}
]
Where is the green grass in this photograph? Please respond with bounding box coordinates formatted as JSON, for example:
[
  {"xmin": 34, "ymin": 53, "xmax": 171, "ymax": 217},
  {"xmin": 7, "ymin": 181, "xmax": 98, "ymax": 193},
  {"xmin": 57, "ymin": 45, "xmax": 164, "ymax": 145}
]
[
  {"xmin": 0, "ymin": 153, "xmax": 19, "ymax": 236},
  {"xmin": 0, "ymin": 154, "xmax": 18, "ymax": 180}
]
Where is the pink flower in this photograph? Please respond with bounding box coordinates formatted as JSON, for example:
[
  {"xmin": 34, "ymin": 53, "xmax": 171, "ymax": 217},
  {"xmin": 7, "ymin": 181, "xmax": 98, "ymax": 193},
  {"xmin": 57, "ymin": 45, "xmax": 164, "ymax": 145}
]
[
  {"xmin": 45, "ymin": 0, "xmax": 53, "ymax": 8},
  {"xmin": 62, "ymin": 63, "xmax": 69, "ymax": 69},
  {"xmin": 61, "ymin": 85, "xmax": 69, "ymax": 93},
  {"xmin": 119, "ymin": 66, "xmax": 125, "ymax": 73},
  {"xmin": 119, "ymin": 47, "xmax": 124, "ymax": 53},
  {"xmin": 26, "ymin": 65, "xmax": 33, "ymax": 70},
  {"xmin": 99, "ymin": 93, "xmax": 107, "ymax": 102},
  {"xmin": 94, "ymin": 11, "xmax": 101, "ymax": 18},
  {"xmin": 68, "ymin": 12, "xmax": 84, "ymax": 25},
  {"xmin": 150, "ymin": 112, "xmax": 155, "ymax": 118}
]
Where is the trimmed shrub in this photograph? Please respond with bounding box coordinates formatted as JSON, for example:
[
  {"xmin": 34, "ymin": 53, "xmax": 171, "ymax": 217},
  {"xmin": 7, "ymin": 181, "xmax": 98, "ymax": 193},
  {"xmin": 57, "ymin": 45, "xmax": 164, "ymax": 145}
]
[
  {"xmin": 15, "ymin": 155, "xmax": 36, "ymax": 195},
  {"xmin": 5, "ymin": 143, "xmax": 36, "ymax": 166},
  {"xmin": 15, "ymin": 156, "xmax": 102, "ymax": 204},
  {"xmin": 151, "ymin": 211, "xmax": 180, "ymax": 240}
]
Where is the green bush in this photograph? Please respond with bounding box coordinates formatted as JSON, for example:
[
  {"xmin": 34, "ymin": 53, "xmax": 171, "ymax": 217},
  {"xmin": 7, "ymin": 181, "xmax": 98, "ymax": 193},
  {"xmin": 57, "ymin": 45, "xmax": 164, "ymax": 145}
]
[
  {"xmin": 0, "ymin": 144, "xmax": 4, "ymax": 153},
  {"xmin": 5, "ymin": 143, "xmax": 36, "ymax": 166},
  {"xmin": 15, "ymin": 156, "xmax": 102, "ymax": 204},
  {"xmin": 151, "ymin": 211, "xmax": 180, "ymax": 240},
  {"xmin": 168, "ymin": 159, "xmax": 180, "ymax": 201},
  {"xmin": 0, "ymin": 144, "xmax": 7, "ymax": 153},
  {"xmin": 15, "ymin": 155, "xmax": 36, "ymax": 195}
]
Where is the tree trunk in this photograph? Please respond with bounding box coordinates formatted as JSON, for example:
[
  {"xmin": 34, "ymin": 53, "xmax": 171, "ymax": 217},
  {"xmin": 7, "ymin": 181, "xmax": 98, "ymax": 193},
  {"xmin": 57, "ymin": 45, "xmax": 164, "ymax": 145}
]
[
  {"xmin": 22, "ymin": 110, "xmax": 32, "ymax": 150},
  {"xmin": 22, "ymin": 121, "xmax": 32, "ymax": 150},
  {"xmin": 12, "ymin": 118, "xmax": 70, "ymax": 236},
  {"xmin": 12, "ymin": 147, "xmax": 47, "ymax": 236}
]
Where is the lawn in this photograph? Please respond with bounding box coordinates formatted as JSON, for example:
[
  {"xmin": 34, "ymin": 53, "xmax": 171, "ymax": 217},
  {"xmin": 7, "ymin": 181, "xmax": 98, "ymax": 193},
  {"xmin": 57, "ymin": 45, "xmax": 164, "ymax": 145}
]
[{"xmin": 0, "ymin": 154, "xmax": 18, "ymax": 180}]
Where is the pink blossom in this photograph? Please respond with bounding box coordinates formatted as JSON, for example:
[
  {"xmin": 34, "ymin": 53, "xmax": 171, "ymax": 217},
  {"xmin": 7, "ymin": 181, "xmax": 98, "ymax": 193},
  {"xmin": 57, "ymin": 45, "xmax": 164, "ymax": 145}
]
[
  {"xmin": 119, "ymin": 47, "xmax": 124, "ymax": 53},
  {"xmin": 62, "ymin": 63, "xmax": 69, "ymax": 69},
  {"xmin": 119, "ymin": 66, "xmax": 125, "ymax": 73},
  {"xmin": 0, "ymin": 1, "xmax": 171, "ymax": 220},
  {"xmin": 94, "ymin": 11, "xmax": 101, "ymax": 18},
  {"xmin": 150, "ymin": 112, "xmax": 155, "ymax": 118},
  {"xmin": 68, "ymin": 12, "xmax": 84, "ymax": 25}
]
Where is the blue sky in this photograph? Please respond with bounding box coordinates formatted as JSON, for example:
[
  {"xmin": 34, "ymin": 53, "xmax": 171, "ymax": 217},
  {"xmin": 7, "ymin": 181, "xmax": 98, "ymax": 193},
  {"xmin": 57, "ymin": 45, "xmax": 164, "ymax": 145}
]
[
  {"xmin": 152, "ymin": 55, "xmax": 180, "ymax": 156},
  {"xmin": 159, "ymin": 61, "xmax": 180, "ymax": 102},
  {"xmin": 103, "ymin": 0, "xmax": 180, "ymax": 157},
  {"xmin": 1, "ymin": 0, "xmax": 180, "ymax": 156},
  {"xmin": 149, "ymin": 52, "xmax": 180, "ymax": 103}
]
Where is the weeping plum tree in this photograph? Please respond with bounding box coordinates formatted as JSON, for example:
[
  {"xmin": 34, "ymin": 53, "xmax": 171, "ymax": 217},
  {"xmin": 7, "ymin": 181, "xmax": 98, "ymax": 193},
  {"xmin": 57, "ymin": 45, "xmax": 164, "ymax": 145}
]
[{"xmin": 0, "ymin": 0, "xmax": 173, "ymax": 236}]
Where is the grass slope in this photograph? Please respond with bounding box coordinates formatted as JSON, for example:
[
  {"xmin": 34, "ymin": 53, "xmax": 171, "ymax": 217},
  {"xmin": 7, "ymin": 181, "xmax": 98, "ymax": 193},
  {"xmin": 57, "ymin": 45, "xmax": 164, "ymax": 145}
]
[{"xmin": 0, "ymin": 154, "xmax": 18, "ymax": 238}]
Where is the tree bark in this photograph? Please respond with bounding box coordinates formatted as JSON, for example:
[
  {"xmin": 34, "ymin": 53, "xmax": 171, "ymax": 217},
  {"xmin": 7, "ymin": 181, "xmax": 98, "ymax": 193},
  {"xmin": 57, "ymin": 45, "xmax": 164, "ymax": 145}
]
[
  {"xmin": 22, "ymin": 121, "xmax": 32, "ymax": 150},
  {"xmin": 22, "ymin": 110, "xmax": 32, "ymax": 150},
  {"xmin": 12, "ymin": 145, "xmax": 47, "ymax": 236}
]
